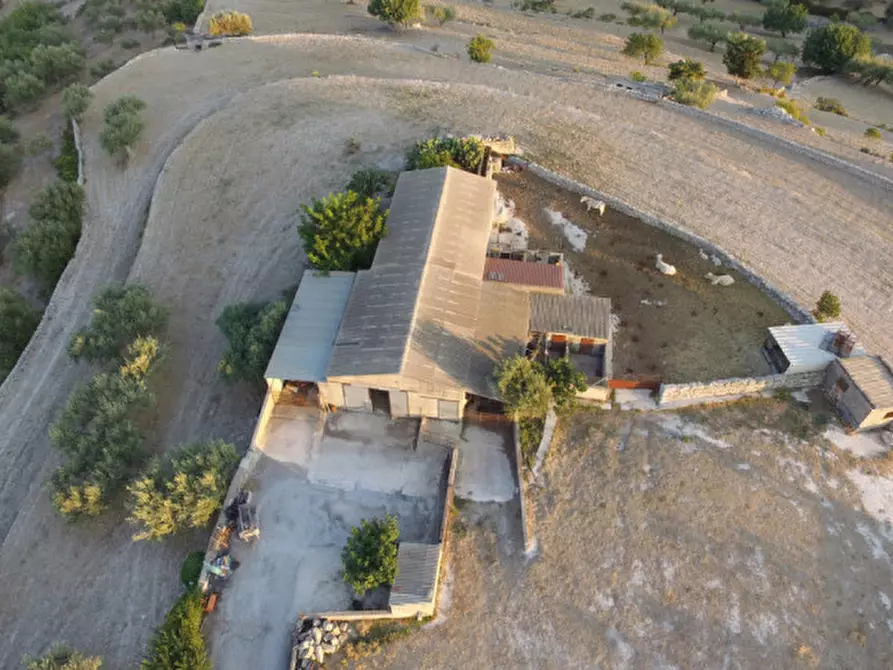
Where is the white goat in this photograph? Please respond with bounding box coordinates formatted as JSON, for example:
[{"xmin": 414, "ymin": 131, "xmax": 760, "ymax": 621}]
[
  {"xmin": 655, "ymin": 253, "xmax": 677, "ymax": 276},
  {"xmin": 580, "ymin": 196, "xmax": 606, "ymax": 216},
  {"xmin": 710, "ymin": 254, "xmax": 722, "ymax": 267},
  {"xmin": 698, "ymin": 248, "xmax": 709, "ymax": 261},
  {"xmin": 705, "ymin": 272, "xmax": 735, "ymax": 286}
]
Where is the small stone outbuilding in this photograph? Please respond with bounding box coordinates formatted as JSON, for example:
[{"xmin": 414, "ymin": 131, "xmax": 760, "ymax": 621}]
[{"xmin": 824, "ymin": 356, "xmax": 893, "ymax": 432}]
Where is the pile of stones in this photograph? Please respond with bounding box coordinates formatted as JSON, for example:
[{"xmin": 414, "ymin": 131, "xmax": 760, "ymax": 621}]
[{"xmin": 290, "ymin": 617, "xmax": 351, "ymax": 668}]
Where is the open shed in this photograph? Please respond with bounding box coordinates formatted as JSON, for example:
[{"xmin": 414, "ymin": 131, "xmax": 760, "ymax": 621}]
[
  {"xmin": 824, "ymin": 356, "xmax": 893, "ymax": 432},
  {"xmin": 763, "ymin": 323, "xmax": 863, "ymax": 375}
]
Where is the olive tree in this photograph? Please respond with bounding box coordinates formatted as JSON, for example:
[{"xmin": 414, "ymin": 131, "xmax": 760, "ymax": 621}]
[
  {"xmin": 367, "ymin": 0, "xmax": 421, "ymax": 27},
  {"xmin": 62, "ymin": 83, "xmax": 92, "ymax": 122},
  {"xmin": 766, "ymin": 60, "xmax": 797, "ymax": 86},
  {"xmin": 621, "ymin": 32, "xmax": 664, "ymax": 64},
  {"xmin": 668, "ymin": 58, "xmax": 706, "ymax": 80},
  {"xmin": 23, "ymin": 643, "xmax": 102, "ymax": 670},
  {"xmin": 688, "ymin": 23, "xmax": 728, "ymax": 51},
  {"xmin": 342, "ymin": 515, "xmax": 400, "ymax": 595},
  {"xmin": 216, "ymin": 299, "xmax": 288, "ymax": 384},
  {"xmin": 802, "ymin": 23, "xmax": 871, "ymax": 74},
  {"xmin": 100, "ymin": 95, "xmax": 146, "ymax": 160},
  {"xmin": 723, "ymin": 32, "xmax": 767, "ymax": 79},
  {"xmin": 761, "ymin": 0, "xmax": 808, "ymax": 37},
  {"xmin": 0, "ymin": 287, "xmax": 41, "ymax": 381},
  {"xmin": 495, "ymin": 355, "xmax": 552, "ymax": 419}
]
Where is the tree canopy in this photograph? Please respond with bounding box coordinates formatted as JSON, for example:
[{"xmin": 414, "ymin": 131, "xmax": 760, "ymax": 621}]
[
  {"xmin": 761, "ymin": 0, "xmax": 808, "ymax": 37},
  {"xmin": 23, "ymin": 644, "xmax": 102, "ymax": 670},
  {"xmin": 543, "ymin": 357, "xmax": 588, "ymax": 410},
  {"xmin": 621, "ymin": 32, "xmax": 664, "ymax": 64},
  {"xmin": 405, "ymin": 136, "xmax": 486, "ymax": 173},
  {"xmin": 141, "ymin": 588, "xmax": 211, "ymax": 670},
  {"xmin": 668, "ymin": 58, "xmax": 706, "ymax": 80},
  {"xmin": 802, "ymin": 23, "xmax": 871, "ymax": 74},
  {"xmin": 298, "ymin": 191, "xmax": 388, "ymax": 272},
  {"xmin": 0, "ymin": 287, "xmax": 40, "ymax": 381},
  {"xmin": 341, "ymin": 515, "xmax": 400, "ymax": 595},
  {"xmin": 367, "ymin": 0, "xmax": 421, "ymax": 27},
  {"xmin": 216, "ymin": 299, "xmax": 288, "ymax": 384},
  {"xmin": 495, "ymin": 355, "xmax": 553, "ymax": 419},
  {"xmin": 687, "ymin": 23, "xmax": 728, "ymax": 51},
  {"xmin": 100, "ymin": 95, "xmax": 146, "ymax": 159},
  {"xmin": 723, "ymin": 32, "xmax": 767, "ymax": 79}
]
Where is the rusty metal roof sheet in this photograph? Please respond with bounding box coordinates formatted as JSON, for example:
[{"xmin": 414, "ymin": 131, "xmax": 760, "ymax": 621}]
[
  {"xmin": 840, "ymin": 355, "xmax": 893, "ymax": 409},
  {"xmin": 483, "ymin": 257, "xmax": 564, "ymax": 291}
]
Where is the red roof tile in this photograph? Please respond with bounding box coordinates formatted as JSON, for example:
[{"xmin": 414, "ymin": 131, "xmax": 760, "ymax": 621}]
[{"xmin": 483, "ymin": 258, "xmax": 564, "ymax": 290}]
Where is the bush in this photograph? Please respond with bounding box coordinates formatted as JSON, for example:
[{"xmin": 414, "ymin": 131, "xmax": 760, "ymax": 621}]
[
  {"xmin": 216, "ymin": 299, "xmax": 288, "ymax": 384},
  {"xmin": 367, "ymin": 0, "xmax": 421, "ymax": 26},
  {"xmin": 0, "ymin": 142, "xmax": 22, "ymax": 189},
  {"xmin": 208, "ymin": 10, "xmax": 253, "ymax": 35},
  {"xmin": 120, "ymin": 38, "xmax": 141, "ymax": 49},
  {"xmin": 597, "ymin": 12, "xmax": 617, "ymax": 20},
  {"xmin": 14, "ymin": 218, "xmax": 78, "ymax": 289},
  {"xmin": 569, "ymin": 6, "xmax": 594, "ymax": 18},
  {"xmin": 668, "ymin": 58, "xmax": 705, "ymax": 80},
  {"xmin": 180, "ymin": 551, "xmax": 205, "ymax": 587},
  {"xmin": 625, "ymin": 3, "xmax": 676, "ymax": 32},
  {"xmin": 128, "ymin": 440, "xmax": 239, "ymax": 541},
  {"xmin": 766, "ymin": 60, "xmax": 797, "ymax": 86},
  {"xmin": 516, "ymin": 0, "xmax": 555, "ymax": 11},
  {"xmin": 630, "ymin": 70, "xmax": 647, "ymax": 81},
  {"xmin": 29, "ymin": 43, "xmax": 85, "ymax": 87},
  {"xmin": 728, "ymin": 10, "xmax": 762, "ymax": 30},
  {"xmin": 621, "ymin": 32, "xmax": 663, "ymax": 64},
  {"xmin": 687, "ymin": 22, "xmax": 728, "ymax": 51},
  {"xmin": 0, "ymin": 287, "xmax": 41, "ymax": 381},
  {"xmin": 89, "ymin": 58, "xmax": 119, "ymax": 80},
  {"xmin": 141, "ymin": 588, "xmax": 211, "ymax": 670},
  {"xmin": 69, "ymin": 284, "xmax": 168, "ymax": 362},
  {"xmin": 62, "ymin": 83, "xmax": 92, "ymax": 122},
  {"xmin": 162, "ymin": 0, "xmax": 205, "ymax": 24},
  {"xmin": 55, "ymin": 124, "xmax": 78, "ymax": 181},
  {"xmin": 4, "ymin": 71, "xmax": 46, "ymax": 110},
  {"xmin": 814, "ymin": 290, "xmax": 841, "ymax": 321},
  {"xmin": 865, "ymin": 127, "xmax": 882, "ymax": 139},
  {"xmin": 723, "ymin": 32, "xmax": 766, "ymax": 79},
  {"xmin": 23, "ymin": 643, "xmax": 102, "ymax": 670},
  {"xmin": 814, "ymin": 126, "xmax": 826, "ymax": 136},
  {"xmin": 135, "ymin": 9, "xmax": 165, "ymax": 35},
  {"xmin": 341, "ymin": 514, "xmax": 400, "ymax": 595},
  {"xmin": 802, "ymin": 23, "xmax": 871, "ymax": 74},
  {"xmin": 762, "ymin": 0, "xmax": 808, "ymax": 36},
  {"xmin": 845, "ymin": 56, "xmax": 893, "ymax": 86},
  {"xmin": 494, "ymin": 355, "xmax": 551, "ymax": 419},
  {"xmin": 776, "ymin": 98, "xmax": 810, "ymax": 124},
  {"xmin": 467, "ymin": 34, "xmax": 494, "ymax": 62},
  {"xmin": 29, "ymin": 180, "xmax": 84, "ymax": 229},
  {"xmin": 0, "ymin": 116, "xmax": 20, "ymax": 144},
  {"xmin": 849, "ymin": 10, "xmax": 876, "ymax": 29},
  {"xmin": 543, "ymin": 357, "xmax": 587, "ymax": 410},
  {"xmin": 426, "ymin": 5, "xmax": 455, "ymax": 24},
  {"xmin": 765, "ymin": 37, "xmax": 800, "ymax": 62},
  {"xmin": 670, "ymin": 77, "xmax": 719, "ymax": 108},
  {"xmin": 346, "ymin": 167, "xmax": 396, "ymax": 199},
  {"xmin": 518, "ymin": 417, "xmax": 544, "ymax": 468},
  {"xmin": 100, "ymin": 96, "xmax": 146, "ymax": 159},
  {"xmin": 298, "ymin": 191, "xmax": 387, "ymax": 272},
  {"xmin": 405, "ymin": 136, "xmax": 485, "ymax": 173},
  {"xmin": 689, "ymin": 5, "xmax": 724, "ymax": 22}
]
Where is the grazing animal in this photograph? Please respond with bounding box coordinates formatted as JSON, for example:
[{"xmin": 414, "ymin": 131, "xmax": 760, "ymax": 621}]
[
  {"xmin": 705, "ymin": 272, "xmax": 734, "ymax": 286},
  {"xmin": 580, "ymin": 196, "xmax": 606, "ymax": 216},
  {"xmin": 698, "ymin": 248, "xmax": 709, "ymax": 261},
  {"xmin": 640, "ymin": 298, "xmax": 667, "ymax": 307},
  {"xmin": 655, "ymin": 253, "xmax": 677, "ymax": 276},
  {"xmin": 710, "ymin": 254, "xmax": 722, "ymax": 267}
]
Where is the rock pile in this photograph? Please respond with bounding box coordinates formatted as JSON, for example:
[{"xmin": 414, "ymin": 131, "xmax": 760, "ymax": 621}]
[
  {"xmin": 290, "ymin": 618, "xmax": 351, "ymax": 669},
  {"xmin": 751, "ymin": 106, "xmax": 804, "ymax": 127}
]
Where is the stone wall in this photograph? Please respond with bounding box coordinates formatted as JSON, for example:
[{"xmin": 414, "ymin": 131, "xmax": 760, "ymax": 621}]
[
  {"xmin": 657, "ymin": 370, "xmax": 825, "ymax": 405},
  {"xmin": 511, "ymin": 420, "xmax": 535, "ymax": 555}
]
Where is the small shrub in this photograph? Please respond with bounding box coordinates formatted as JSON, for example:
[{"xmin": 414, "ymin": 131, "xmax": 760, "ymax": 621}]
[
  {"xmin": 621, "ymin": 32, "xmax": 663, "ymax": 64},
  {"xmin": 100, "ymin": 95, "xmax": 146, "ymax": 159},
  {"xmin": 597, "ymin": 12, "xmax": 617, "ymax": 20},
  {"xmin": 426, "ymin": 5, "xmax": 455, "ymax": 24},
  {"xmin": 814, "ymin": 290, "xmax": 841, "ymax": 321},
  {"xmin": 69, "ymin": 284, "xmax": 168, "ymax": 362},
  {"xmin": 0, "ymin": 142, "xmax": 22, "ymax": 189},
  {"xmin": 135, "ymin": 9, "xmax": 166, "ymax": 35},
  {"xmin": 216, "ymin": 299, "xmax": 288, "ymax": 384},
  {"xmin": 776, "ymin": 98, "xmax": 810, "ymax": 124},
  {"xmin": 342, "ymin": 514, "xmax": 400, "ymax": 595},
  {"xmin": 467, "ymin": 34, "xmax": 493, "ymax": 63},
  {"xmin": 0, "ymin": 116, "xmax": 20, "ymax": 144},
  {"xmin": 367, "ymin": 0, "xmax": 422, "ymax": 25},
  {"xmin": 180, "ymin": 551, "xmax": 205, "ymax": 587},
  {"xmin": 865, "ymin": 127, "xmax": 882, "ymax": 139},
  {"xmin": 0, "ymin": 287, "xmax": 41, "ymax": 382},
  {"xmin": 814, "ymin": 96, "xmax": 847, "ymax": 116},
  {"xmin": 765, "ymin": 37, "xmax": 800, "ymax": 62},
  {"xmin": 723, "ymin": 32, "xmax": 767, "ymax": 79},
  {"xmin": 766, "ymin": 60, "xmax": 797, "ymax": 86},
  {"xmin": 814, "ymin": 126, "xmax": 826, "ymax": 136},
  {"xmin": 516, "ymin": 0, "xmax": 555, "ymax": 11},
  {"xmin": 406, "ymin": 135, "xmax": 485, "ymax": 172},
  {"xmin": 14, "ymin": 218, "xmax": 78, "ymax": 289},
  {"xmin": 162, "ymin": 0, "xmax": 205, "ymax": 24},
  {"xmin": 141, "ymin": 588, "xmax": 211, "ymax": 670},
  {"xmin": 630, "ymin": 70, "xmax": 647, "ymax": 82},
  {"xmin": 569, "ymin": 6, "xmax": 594, "ymax": 18},
  {"xmin": 23, "ymin": 643, "xmax": 102, "ymax": 670},
  {"xmin": 128, "ymin": 440, "xmax": 239, "ymax": 541},
  {"xmin": 298, "ymin": 191, "xmax": 388, "ymax": 272},
  {"xmin": 4, "ymin": 71, "xmax": 47, "ymax": 110},
  {"xmin": 670, "ymin": 77, "xmax": 719, "ymax": 108},
  {"xmin": 208, "ymin": 10, "xmax": 253, "ymax": 35},
  {"xmin": 667, "ymin": 58, "xmax": 705, "ymax": 80},
  {"xmin": 62, "ymin": 83, "xmax": 92, "ymax": 122},
  {"xmin": 55, "ymin": 124, "xmax": 78, "ymax": 182},
  {"xmin": 27, "ymin": 134, "xmax": 53, "ymax": 156},
  {"xmin": 120, "ymin": 38, "xmax": 141, "ymax": 49},
  {"xmin": 89, "ymin": 58, "xmax": 119, "ymax": 80},
  {"xmin": 346, "ymin": 167, "xmax": 396, "ymax": 198},
  {"xmin": 518, "ymin": 417, "xmax": 544, "ymax": 468}
]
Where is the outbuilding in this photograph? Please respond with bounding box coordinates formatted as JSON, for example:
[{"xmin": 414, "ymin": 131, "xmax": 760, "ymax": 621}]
[{"xmin": 824, "ymin": 356, "xmax": 893, "ymax": 432}]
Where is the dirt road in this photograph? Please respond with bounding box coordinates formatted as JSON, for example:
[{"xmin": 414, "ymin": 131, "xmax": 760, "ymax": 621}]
[{"xmin": 0, "ymin": 34, "xmax": 890, "ymax": 666}]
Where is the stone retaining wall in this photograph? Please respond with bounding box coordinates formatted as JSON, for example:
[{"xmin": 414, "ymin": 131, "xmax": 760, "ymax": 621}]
[
  {"xmin": 511, "ymin": 421, "xmax": 535, "ymax": 555},
  {"xmin": 71, "ymin": 118, "xmax": 84, "ymax": 186},
  {"xmin": 657, "ymin": 369, "xmax": 824, "ymax": 405}
]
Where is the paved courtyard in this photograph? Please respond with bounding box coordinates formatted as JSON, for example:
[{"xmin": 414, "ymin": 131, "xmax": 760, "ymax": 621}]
[{"xmin": 208, "ymin": 408, "xmax": 450, "ymax": 670}]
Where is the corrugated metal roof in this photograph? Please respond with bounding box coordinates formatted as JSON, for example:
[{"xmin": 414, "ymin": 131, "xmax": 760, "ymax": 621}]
[
  {"xmin": 390, "ymin": 543, "xmax": 442, "ymax": 606},
  {"xmin": 767, "ymin": 323, "xmax": 862, "ymax": 373},
  {"xmin": 840, "ymin": 356, "xmax": 893, "ymax": 409},
  {"xmin": 529, "ymin": 294, "xmax": 612, "ymax": 341},
  {"xmin": 483, "ymin": 257, "xmax": 564, "ymax": 290},
  {"xmin": 264, "ymin": 270, "xmax": 355, "ymax": 381}
]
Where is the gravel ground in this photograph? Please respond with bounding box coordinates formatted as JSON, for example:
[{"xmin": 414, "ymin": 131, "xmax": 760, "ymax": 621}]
[{"xmin": 0, "ymin": 32, "xmax": 890, "ymax": 667}]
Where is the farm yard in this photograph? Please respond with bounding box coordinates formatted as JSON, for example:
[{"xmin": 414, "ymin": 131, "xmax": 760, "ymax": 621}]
[{"xmin": 0, "ymin": 0, "xmax": 890, "ymax": 663}]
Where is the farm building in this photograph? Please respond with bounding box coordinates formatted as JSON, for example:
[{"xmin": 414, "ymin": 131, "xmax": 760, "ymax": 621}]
[
  {"xmin": 824, "ymin": 356, "xmax": 893, "ymax": 432},
  {"xmin": 763, "ymin": 323, "xmax": 863, "ymax": 375},
  {"xmin": 265, "ymin": 166, "xmax": 614, "ymax": 419}
]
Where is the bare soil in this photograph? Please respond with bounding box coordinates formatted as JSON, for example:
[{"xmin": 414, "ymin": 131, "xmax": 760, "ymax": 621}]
[{"xmin": 496, "ymin": 170, "xmax": 790, "ymax": 382}]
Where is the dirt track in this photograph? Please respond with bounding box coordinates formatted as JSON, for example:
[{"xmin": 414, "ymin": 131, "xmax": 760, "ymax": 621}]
[{"xmin": 0, "ymin": 33, "xmax": 890, "ymax": 666}]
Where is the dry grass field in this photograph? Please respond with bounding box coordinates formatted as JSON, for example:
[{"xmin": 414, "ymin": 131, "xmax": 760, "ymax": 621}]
[{"xmin": 0, "ymin": 1, "xmax": 890, "ymax": 665}]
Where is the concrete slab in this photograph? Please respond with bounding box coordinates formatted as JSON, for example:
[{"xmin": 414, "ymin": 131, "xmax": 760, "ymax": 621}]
[
  {"xmin": 615, "ymin": 389, "xmax": 658, "ymax": 411},
  {"xmin": 455, "ymin": 422, "xmax": 517, "ymax": 503},
  {"xmin": 824, "ymin": 424, "xmax": 887, "ymax": 458}
]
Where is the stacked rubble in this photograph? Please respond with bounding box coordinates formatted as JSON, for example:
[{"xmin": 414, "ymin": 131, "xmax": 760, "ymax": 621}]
[{"xmin": 290, "ymin": 618, "xmax": 351, "ymax": 668}]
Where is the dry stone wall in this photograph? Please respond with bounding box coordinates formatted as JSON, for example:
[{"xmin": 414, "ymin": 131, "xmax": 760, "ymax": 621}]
[{"xmin": 657, "ymin": 370, "xmax": 824, "ymax": 405}]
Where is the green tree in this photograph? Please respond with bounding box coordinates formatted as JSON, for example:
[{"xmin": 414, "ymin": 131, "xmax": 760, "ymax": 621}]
[
  {"xmin": 802, "ymin": 23, "xmax": 871, "ymax": 74},
  {"xmin": 100, "ymin": 95, "xmax": 146, "ymax": 159},
  {"xmin": 0, "ymin": 141, "xmax": 22, "ymax": 188},
  {"xmin": 216, "ymin": 299, "xmax": 288, "ymax": 384},
  {"xmin": 127, "ymin": 440, "xmax": 239, "ymax": 541},
  {"xmin": 341, "ymin": 515, "xmax": 400, "ymax": 595},
  {"xmin": 346, "ymin": 167, "xmax": 396, "ymax": 199},
  {"xmin": 494, "ymin": 355, "xmax": 552, "ymax": 419},
  {"xmin": 367, "ymin": 0, "xmax": 421, "ymax": 27},
  {"xmin": 627, "ymin": 4, "xmax": 677, "ymax": 32},
  {"xmin": 69, "ymin": 284, "xmax": 168, "ymax": 362},
  {"xmin": 762, "ymin": 0, "xmax": 808, "ymax": 37},
  {"xmin": 141, "ymin": 588, "xmax": 211, "ymax": 670},
  {"xmin": 845, "ymin": 56, "xmax": 893, "ymax": 86},
  {"xmin": 29, "ymin": 42, "xmax": 84, "ymax": 86},
  {"xmin": 865, "ymin": 127, "xmax": 882, "ymax": 139},
  {"xmin": 4, "ymin": 71, "xmax": 46, "ymax": 110},
  {"xmin": 687, "ymin": 22, "xmax": 728, "ymax": 51},
  {"xmin": 405, "ymin": 136, "xmax": 486, "ymax": 172},
  {"xmin": 135, "ymin": 9, "xmax": 166, "ymax": 35},
  {"xmin": 723, "ymin": 32, "xmax": 767, "ymax": 79},
  {"xmin": 621, "ymin": 32, "xmax": 664, "ymax": 64},
  {"xmin": 670, "ymin": 77, "xmax": 719, "ymax": 108},
  {"xmin": 208, "ymin": 10, "xmax": 253, "ymax": 35},
  {"xmin": 29, "ymin": 180, "xmax": 84, "ymax": 229},
  {"xmin": 728, "ymin": 10, "xmax": 762, "ymax": 30},
  {"xmin": 689, "ymin": 5, "xmax": 724, "ymax": 22},
  {"xmin": 61, "ymin": 83, "xmax": 92, "ymax": 122},
  {"xmin": 14, "ymin": 218, "xmax": 79, "ymax": 289},
  {"xmin": 766, "ymin": 60, "xmax": 797, "ymax": 85},
  {"xmin": 23, "ymin": 643, "xmax": 102, "ymax": 670},
  {"xmin": 814, "ymin": 96, "xmax": 847, "ymax": 115},
  {"xmin": 668, "ymin": 58, "xmax": 706, "ymax": 80},
  {"xmin": 0, "ymin": 287, "xmax": 40, "ymax": 381},
  {"xmin": 543, "ymin": 357, "xmax": 587, "ymax": 410},
  {"xmin": 467, "ymin": 34, "xmax": 494, "ymax": 62},
  {"xmin": 765, "ymin": 37, "xmax": 800, "ymax": 62},
  {"xmin": 161, "ymin": 0, "xmax": 204, "ymax": 24},
  {"xmin": 0, "ymin": 116, "xmax": 20, "ymax": 144},
  {"xmin": 814, "ymin": 290, "xmax": 841, "ymax": 321},
  {"xmin": 298, "ymin": 191, "xmax": 387, "ymax": 272}
]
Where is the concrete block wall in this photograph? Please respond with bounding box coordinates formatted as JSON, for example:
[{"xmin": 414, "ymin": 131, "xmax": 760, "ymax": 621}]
[{"xmin": 657, "ymin": 370, "xmax": 825, "ymax": 405}]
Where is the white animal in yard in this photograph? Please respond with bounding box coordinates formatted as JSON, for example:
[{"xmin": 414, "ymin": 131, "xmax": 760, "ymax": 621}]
[
  {"xmin": 580, "ymin": 196, "xmax": 606, "ymax": 216},
  {"xmin": 705, "ymin": 272, "xmax": 735, "ymax": 286},
  {"xmin": 698, "ymin": 248, "xmax": 709, "ymax": 261},
  {"xmin": 710, "ymin": 254, "xmax": 722, "ymax": 267},
  {"xmin": 655, "ymin": 253, "xmax": 677, "ymax": 276},
  {"xmin": 640, "ymin": 299, "xmax": 667, "ymax": 307}
]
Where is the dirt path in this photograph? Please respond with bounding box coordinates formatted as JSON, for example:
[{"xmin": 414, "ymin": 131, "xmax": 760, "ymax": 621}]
[{"xmin": 0, "ymin": 34, "xmax": 890, "ymax": 666}]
